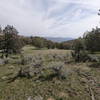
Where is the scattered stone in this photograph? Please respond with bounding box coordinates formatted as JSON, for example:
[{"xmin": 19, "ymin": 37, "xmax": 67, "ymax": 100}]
[
  {"xmin": 58, "ymin": 92, "xmax": 69, "ymax": 99},
  {"xmin": 1, "ymin": 76, "xmax": 8, "ymax": 80},
  {"xmin": 27, "ymin": 96, "xmax": 33, "ymax": 100},
  {"xmin": 8, "ymin": 65, "xmax": 14, "ymax": 69},
  {"xmin": 34, "ymin": 96, "xmax": 43, "ymax": 100}
]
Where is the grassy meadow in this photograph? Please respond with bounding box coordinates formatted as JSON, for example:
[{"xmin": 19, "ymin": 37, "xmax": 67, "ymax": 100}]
[{"xmin": 0, "ymin": 45, "xmax": 100, "ymax": 100}]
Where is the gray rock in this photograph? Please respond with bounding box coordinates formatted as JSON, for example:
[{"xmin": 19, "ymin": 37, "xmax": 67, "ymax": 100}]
[
  {"xmin": 34, "ymin": 96, "xmax": 43, "ymax": 100},
  {"xmin": 1, "ymin": 76, "xmax": 8, "ymax": 80},
  {"xmin": 8, "ymin": 65, "xmax": 14, "ymax": 69},
  {"xmin": 27, "ymin": 96, "xmax": 33, "ymax": 100},
  {"xmin": 0, "ymin": 58, "xmax": 5, "ymax": 65}
]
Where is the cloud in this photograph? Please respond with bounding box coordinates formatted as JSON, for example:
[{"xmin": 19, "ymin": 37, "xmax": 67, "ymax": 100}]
[{"xmin": 0, "ymin": 0, "xmax": 100, "ymax": 38}]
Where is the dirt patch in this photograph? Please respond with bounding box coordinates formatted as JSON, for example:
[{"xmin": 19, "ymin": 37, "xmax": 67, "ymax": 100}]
[{"xmin": 47, "ymin": 97, "xmax": 55, "ymax": 100}]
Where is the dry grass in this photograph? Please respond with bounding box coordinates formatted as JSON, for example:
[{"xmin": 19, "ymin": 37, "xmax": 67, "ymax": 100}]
[{"xmin": 0, "ymin": 45, "xmax": 100, "ymax": 100}]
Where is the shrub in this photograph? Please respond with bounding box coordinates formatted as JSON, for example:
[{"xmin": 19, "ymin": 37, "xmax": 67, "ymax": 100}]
[
  {"xmin": 88, "ymin": 55, "xmax": 100, "ymax": 62},
  {"xmin": 38, "ymin": 62, "xmax": 68, "ymax": 80},
  {"xmin": 3, "ymin": 25, "xmax": 22, "ymax": 57},
  {"xmin": 71, "ymin": 38, "xmax": 89, "ymax": 62},
  {"xmin": 17, "ymin": 66, "xmax": 31, "ymax": 78},
  {"xmin": 88, "ymin": 62, "xmax": 100, "ymax": 68},
  {"xmin": 38, "ymin": 69, "xmax": 54, "ymax": 81},
  {"xmin": 46, "ymin": 53, "xmax": 69, "ymax": 62},
  {"xmin": 8, "ymin": 55, "xmax": 45, "ymax": 81},
  {"xmin": 48, "ymin": 62, "xmax": 68, "ymax": 79},
  {"xmin": 71, "ymin": 50, "xmax": 89, "ymax": 62},
  {"xmin": 21, "ymin": 55, "xmax": 44, "ymax": 67}
]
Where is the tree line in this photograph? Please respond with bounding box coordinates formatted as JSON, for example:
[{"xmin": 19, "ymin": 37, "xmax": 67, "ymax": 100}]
[
  {"xmin": 0, "ymin": 25, "xmax": 100, "ymax": 58},
  {"xmin": 0, "ymin": 25, "xmax": 72, "ymax": 57}
]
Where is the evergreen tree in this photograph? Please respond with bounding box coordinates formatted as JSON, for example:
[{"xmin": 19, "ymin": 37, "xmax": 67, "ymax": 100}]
[
  {"xmin": 84, "ymin": 27, "xmax": 100, "ymax": 52},
  {"xmin": 3, "ymin": 25, "xmax": 22, "ymax": 57}
]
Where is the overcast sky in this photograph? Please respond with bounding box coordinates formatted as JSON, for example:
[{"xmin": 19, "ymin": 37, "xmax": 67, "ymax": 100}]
[{"xmin": 0, "ymin": 0, "xmax": 100, "ymax": 38}]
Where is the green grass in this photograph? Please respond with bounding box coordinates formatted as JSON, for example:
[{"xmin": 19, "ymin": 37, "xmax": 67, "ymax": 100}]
[{"xmin": 0, "ymin": 45, "xmax": 100, "ymax": 100}]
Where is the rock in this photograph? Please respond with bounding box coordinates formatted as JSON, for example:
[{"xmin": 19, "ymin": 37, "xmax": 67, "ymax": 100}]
[
  {"xmin": 47, "ymin": 98, "xmax": 55, "ymax": 100},
  {"xmin": 27, "ymin": 95, "xmax": 43, "ymax": 100},
  {"xmin": 59, "ymin": 92, "xmax": 68, "ymax": 98},
  {"xmin": 0, "ymin": 58, "xmax": 5, "ymax": 65},
  {"xmin": 34, "ymin": 96, "xmax": 43, "ymax": 100},
  {"xmin": 81, "ymin": 78, "xmax": 87, "ymax": 84},
  {"xmin": 27, "ymin": 96, "xmax": 33, "ymax": 100},
  {"xmin": 8, "ymin": 65, "xmax": 14, "ymax": 69},
  {"xmin": 1, "ymin": 76, "xmax": 8, "ymax": 80}
]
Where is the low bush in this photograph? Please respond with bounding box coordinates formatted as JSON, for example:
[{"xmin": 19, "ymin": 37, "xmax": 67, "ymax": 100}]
[
  {"xmin": 71, "ymin": 50, "xmax": 89, "ymax": 62},
  {"xmin": 88, "ymin": 55, "xmax": 100, "ymax": 62},
  {"xmin": 48, "ymin": 62, "xmax": 70, "ymax": 80}
]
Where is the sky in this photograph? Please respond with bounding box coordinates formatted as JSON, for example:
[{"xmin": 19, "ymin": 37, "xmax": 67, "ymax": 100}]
[{"xmin": 0, "ymin": 0, "xmax": 100, "ymax": 38}]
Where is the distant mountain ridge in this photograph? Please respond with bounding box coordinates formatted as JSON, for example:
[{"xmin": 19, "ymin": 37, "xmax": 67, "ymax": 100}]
[{"xmin": 45, "ymin": 37, "xmax": 74, "ymax": 42}]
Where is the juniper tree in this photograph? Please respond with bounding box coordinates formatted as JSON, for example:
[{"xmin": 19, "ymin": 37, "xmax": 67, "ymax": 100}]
[
  {"xmin": 84, "ymin": 27, "xmax": 100, "ymax": 53},
  {"xmin": 3, "ymin": 25, "xmax": 22, "ymax": 57}
]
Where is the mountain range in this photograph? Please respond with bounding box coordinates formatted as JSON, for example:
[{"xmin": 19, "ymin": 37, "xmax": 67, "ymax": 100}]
[{"xmin": 45, "ymin": 37, "xmax": 74, "ymax": 42}]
